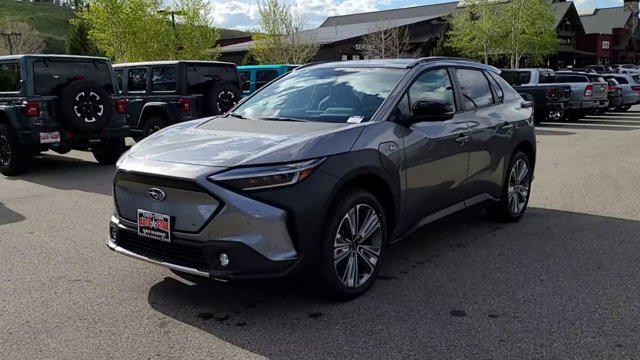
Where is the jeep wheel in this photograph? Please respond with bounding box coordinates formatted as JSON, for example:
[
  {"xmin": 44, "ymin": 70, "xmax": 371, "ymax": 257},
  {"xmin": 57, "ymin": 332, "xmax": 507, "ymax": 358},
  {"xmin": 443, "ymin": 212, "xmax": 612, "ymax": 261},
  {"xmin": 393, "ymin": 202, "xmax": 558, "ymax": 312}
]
[
  {"xmin": 91, "ymin": 138, "xmax": 126, "ymax": 165},
  {"xmin": 143, "ymin": 116, "xmax": 167, "ymax": 137},
  {"xmin": 206, "ymin": 83, "xmax": 241, "ymax": 116},
  {"xmin": 57, "ymin": 80, "xmax": 113, "ymax": 134},
  {"xmin": 0, "ymin": 124, "xmax": 29, "ymax": 176}
]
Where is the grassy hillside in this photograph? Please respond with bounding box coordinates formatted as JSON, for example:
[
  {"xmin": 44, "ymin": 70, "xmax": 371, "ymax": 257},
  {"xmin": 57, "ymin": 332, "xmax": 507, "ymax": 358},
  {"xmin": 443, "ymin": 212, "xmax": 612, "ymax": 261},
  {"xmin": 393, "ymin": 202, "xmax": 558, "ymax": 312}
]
[
  {"xmin": 0, "ymin": 0, "xmax": 251, "ymax": 54},
  {"xmin": 0, "ymin": 0, "xmax": 74, "ymax": 53}
]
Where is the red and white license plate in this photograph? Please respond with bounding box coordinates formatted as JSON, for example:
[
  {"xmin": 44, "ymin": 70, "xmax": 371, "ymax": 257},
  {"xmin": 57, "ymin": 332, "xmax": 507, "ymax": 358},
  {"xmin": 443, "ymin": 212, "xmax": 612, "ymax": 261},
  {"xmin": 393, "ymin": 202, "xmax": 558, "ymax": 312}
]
[
  {"xmin": 137, "ymin": 209, "xmax": 171, "ymax": 242},
  {"xmin": 39, "ymin": 132, "xmax": 61, "ymax": 144}
]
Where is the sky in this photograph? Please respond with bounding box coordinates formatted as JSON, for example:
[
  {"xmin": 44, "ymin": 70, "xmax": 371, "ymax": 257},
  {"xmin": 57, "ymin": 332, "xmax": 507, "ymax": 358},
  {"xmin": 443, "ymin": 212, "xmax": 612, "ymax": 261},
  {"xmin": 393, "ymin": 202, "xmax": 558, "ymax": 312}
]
[{"xmin": 210, "ymin": 0, "xmax": 628, "ymax": 31}]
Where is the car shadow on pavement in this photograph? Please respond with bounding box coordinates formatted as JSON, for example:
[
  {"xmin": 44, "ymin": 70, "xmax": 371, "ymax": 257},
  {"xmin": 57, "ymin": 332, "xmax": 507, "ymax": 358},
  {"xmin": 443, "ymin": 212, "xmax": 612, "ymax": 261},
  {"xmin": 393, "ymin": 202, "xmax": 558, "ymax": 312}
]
[
  {"xmin": 539, "ymin": 123, "xmax": 640, "ymax": 131},
  {"xmin": 535, "ymin": 129, "xmax": 576, "ymax": 136},
  {"xmin": 0, "ymin": 201, "xmax": 25, "ymax": 225},
  {"xmin": 146, "ymin": 207, "xmax": 640, "ymax": 358},
  {"xmin": 5, "ymin": 152, "xmax": 116, "ymax": 196}
]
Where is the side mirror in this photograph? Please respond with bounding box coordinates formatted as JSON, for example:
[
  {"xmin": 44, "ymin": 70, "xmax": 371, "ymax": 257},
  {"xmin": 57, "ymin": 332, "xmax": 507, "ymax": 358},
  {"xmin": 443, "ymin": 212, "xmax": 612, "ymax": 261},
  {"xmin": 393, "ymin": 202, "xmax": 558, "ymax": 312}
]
[{"xmin": 398, "ymin": 99, "xmax": 454, "ymax": 125}]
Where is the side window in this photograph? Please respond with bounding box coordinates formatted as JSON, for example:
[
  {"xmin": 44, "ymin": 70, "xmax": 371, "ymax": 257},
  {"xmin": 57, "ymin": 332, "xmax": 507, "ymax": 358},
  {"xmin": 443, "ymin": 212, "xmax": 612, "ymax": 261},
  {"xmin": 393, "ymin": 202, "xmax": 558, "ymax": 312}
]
[
  {"xmin": 255, "ymin": 69, "xmax": 279, "ymax": 90},
  {"xmin": 114, "ymin": 69, "xmax": 124, "ymax": 92},
  {"xmin": 0, "ymin": 62, "xmax": 21, "ymax": 92},
  {"xmin": 456, "ymin": 68, "xmax": 494, "ymax": 110},
  {"xmin": 615, "ymin": 77, "xmax": 629, "ymax": 84},
  {"xmin": 406, "ymin": 68, "xmax": 455, "ymax": 113},
  {"xmin": 486, "ymin": 71, "xmax": 503, "ymax": 102},
  {"xmin": 239, "ymin": 71, "xmax": 251, "ymax": 92},
  {"xmin": 128, "ymin": 68, "xmax": 147, "ymax": 92},
  {"xmin": 151, "ymin": 66, "xmax": 177, "ymax": 92}
]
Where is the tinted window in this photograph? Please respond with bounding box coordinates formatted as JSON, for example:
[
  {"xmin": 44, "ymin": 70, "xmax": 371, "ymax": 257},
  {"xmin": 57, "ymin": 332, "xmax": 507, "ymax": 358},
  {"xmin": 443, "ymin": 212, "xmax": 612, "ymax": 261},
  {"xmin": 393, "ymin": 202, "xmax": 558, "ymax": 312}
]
[
  {"xmin": 407, "ymin": 69, "xmax": 455, "ymax": 112},
  {"xmin": 555, "ymin": 74, "xmax": 588, "ymax": 83},
  {"xmin": 0, "ymin": 62, "xmax": 20, "ymax": 92},
  {"xmin": 615, "ymin": 76, "xmax": 629, "ymax": 84},
  {"xmin": 255, "ymin": 69, "xmax": 279, "ymax": 90},
  {"xmin": 151, "ymin": 66, "xmax": 176, "ymax": 92},
  {"xmin": 186, "ymin": 64, "xmax": 237, "ymax": 94},
  {"xmin": 538, "ymin": 72, "xmax": 557, "ymax": 84},
  {"xmin": 233, "ymin": 67, "xmax": 407, "ymax": 123},
  {"xmin": 239, "ymin": 71, "xmax": 250, "ymax": 92},
  {"xmin": 114, "ymin": 69, "xmax": 124, "ymax": 92},
  {"xmin": 456, "ymin": 68, "xmax": 494, "ymax": 109},
  {"xmin": 127, "ymin": 68, "xmax": 147, "ymax": 92},
  {"xmin": 33, "ymin": 60, "xmax": 114, "ymax": 95},
  {"xmin": 486, "ymin": 71, "xmax": 503, "ymax": 102},
  {"xmin": 499, "ymin": 71, "xmax": 531, "ymax": 86}
]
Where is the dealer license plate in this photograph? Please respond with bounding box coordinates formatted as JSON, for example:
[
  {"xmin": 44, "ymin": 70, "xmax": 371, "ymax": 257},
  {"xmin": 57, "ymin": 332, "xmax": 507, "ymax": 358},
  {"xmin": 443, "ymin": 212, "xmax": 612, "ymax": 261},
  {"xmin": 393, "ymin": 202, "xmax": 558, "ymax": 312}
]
[{"xmin": 137, "ymin": 209, "xmax": 171, "ymax": 242}]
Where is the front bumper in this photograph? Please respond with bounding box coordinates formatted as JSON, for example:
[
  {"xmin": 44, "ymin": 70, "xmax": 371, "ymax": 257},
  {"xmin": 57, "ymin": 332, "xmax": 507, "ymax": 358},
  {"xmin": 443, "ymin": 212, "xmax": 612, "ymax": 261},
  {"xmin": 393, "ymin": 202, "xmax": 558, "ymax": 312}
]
[{"xmin": 109, "ymin": 159, "xmax": 301, "ymax": 279}]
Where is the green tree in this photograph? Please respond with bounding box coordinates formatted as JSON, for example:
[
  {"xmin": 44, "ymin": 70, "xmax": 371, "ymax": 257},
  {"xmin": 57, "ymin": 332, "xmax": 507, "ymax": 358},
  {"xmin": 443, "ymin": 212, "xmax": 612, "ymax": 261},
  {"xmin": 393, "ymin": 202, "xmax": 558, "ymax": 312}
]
[
  {"xmin": 79, "ymin": 0, "xmax": 219, "ymax": 62},
  {"xmin": 67, "ymin": 2, "xmax": 102, "ymax": 56},
  {"xmin": 499, "ymin": 0, "xmax": 557, "ymax": 68},
  {"xmin": 448, "ymin": 0, "xmax": 501, "ymax": 64},
  {"xmin": 249, "ymin": 0, "xmax": 319, "ymax": 64}
]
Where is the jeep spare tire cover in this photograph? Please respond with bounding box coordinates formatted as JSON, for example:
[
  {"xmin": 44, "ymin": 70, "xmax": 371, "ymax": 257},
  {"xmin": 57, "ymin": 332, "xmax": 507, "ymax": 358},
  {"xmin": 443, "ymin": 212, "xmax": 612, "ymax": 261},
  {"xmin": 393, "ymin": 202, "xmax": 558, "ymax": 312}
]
[
  {"xmin": 57, "ymin": 80, "xmax": 113, "ymax": 134},
  {"xmin": 205, "ymin": 82, "xmax": 241, "ymax": 116}
]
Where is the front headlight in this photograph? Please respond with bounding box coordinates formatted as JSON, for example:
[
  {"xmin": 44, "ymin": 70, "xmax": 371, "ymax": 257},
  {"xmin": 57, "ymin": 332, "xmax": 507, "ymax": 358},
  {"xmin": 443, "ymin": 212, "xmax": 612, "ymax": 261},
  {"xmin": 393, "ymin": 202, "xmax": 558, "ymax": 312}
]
[{"xmin": 208, "ymin": 158, "xmax": 325, "ymax": 191}]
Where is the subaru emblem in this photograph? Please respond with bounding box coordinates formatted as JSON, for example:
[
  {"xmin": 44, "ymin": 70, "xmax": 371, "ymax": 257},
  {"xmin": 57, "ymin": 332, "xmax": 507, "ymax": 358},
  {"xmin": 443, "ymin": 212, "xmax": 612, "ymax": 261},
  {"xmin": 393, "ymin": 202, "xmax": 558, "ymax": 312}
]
[{"xmin": 148, "ymin": 188, "xmax": 166, "ymax": 201}]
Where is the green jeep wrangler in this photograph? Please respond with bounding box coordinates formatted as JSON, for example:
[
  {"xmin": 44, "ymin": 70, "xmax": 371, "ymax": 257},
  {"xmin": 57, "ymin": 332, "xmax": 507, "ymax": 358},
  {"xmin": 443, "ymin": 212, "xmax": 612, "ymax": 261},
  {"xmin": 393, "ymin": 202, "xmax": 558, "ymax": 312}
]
[{"xmin": 0, "ymin": 55, "xmax": 130, "ymax": 176}]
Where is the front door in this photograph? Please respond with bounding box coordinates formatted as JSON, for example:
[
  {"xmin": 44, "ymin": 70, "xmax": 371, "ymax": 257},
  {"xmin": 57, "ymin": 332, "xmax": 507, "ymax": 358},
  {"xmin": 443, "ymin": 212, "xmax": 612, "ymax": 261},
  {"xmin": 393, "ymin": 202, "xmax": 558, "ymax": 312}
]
[{"xmin": 398, "ymin": 68, "xmax": 471, "ymax": 229}]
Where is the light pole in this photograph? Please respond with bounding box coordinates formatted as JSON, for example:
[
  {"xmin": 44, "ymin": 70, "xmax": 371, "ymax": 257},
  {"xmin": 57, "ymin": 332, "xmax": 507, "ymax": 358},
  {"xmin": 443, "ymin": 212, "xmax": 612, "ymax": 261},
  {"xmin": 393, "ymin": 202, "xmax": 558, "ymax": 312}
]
[{"xmin": 158, "ymin": 9, "xmax": 187, "ymax": 55}]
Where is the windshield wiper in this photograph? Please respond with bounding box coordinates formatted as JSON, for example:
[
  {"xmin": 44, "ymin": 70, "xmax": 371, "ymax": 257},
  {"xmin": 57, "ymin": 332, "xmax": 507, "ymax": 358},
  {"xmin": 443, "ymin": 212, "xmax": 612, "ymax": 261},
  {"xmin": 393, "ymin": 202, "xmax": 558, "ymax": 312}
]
[
  {"xmin": 259, "ymin": 116, "xmax": 308, "ymax": 122},
  {"xmin": 228, "ymin": 112, "xmax": 247, "ymax": 119}
]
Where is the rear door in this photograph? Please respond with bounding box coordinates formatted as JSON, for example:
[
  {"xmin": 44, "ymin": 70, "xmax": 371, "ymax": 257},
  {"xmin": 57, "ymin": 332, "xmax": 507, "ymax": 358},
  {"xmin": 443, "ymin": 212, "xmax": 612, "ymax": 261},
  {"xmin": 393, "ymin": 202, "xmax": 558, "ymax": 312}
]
[
  {"xmin": 453, "ymin": 68, "xmax": 511, "ymax": 201},
  {"xmin": 399, "ymin": 67, "xmax": 470, "ymax": 226}
]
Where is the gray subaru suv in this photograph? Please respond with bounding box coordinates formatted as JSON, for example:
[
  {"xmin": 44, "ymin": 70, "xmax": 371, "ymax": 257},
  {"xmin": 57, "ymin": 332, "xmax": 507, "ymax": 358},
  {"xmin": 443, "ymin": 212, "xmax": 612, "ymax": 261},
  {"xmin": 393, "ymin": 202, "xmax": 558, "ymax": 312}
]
[{"xmin": 108, "ymin": 58, "xmax": 536, "ymax": 299}]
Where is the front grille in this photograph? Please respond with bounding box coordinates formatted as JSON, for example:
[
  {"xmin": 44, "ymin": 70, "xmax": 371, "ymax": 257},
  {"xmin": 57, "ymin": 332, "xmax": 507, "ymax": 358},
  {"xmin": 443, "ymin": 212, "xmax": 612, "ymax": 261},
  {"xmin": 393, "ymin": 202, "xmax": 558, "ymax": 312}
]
[{"xmin": 117, "ymin": 232, "xmax": 210, "ymax": 271}]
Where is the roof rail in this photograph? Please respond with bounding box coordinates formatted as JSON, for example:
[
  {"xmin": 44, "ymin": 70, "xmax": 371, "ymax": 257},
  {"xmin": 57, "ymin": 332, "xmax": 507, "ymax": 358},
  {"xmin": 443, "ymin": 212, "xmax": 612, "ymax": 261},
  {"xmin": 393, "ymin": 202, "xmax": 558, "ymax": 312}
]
[{"xmin": 294, "ymin": 61, "xmax": 330, "ymax": 71}]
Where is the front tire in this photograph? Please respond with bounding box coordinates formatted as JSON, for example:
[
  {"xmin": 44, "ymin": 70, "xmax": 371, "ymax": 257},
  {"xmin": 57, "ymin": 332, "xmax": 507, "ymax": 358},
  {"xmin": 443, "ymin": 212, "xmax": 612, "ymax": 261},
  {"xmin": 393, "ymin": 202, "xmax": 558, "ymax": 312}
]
[
  {"xmin": 91, "ymin": 138, "xmax": 126, "ymax": 165},
  {"xmin": 489, "ymin": 151, "xmax": 532, "ymax": 222},
  {"xmin": 0, "ymin": 124, "xmax": 29, "ymax": 176},
  {"xmin": 319, "ymin": 189, "xmax": 386, "ymax": 300}
]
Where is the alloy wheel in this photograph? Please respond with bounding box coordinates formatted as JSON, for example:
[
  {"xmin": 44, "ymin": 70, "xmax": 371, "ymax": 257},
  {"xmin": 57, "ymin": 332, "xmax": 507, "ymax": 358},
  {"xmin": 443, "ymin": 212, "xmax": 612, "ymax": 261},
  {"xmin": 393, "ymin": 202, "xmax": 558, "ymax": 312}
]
[
  {"xmin": 333, "ymin": 204, "xmax": 382, "ymax": 288},
  {"xmin": 0, "ymin": 135, "xmax": 11, "ymax": 166},
  {"xmin": 507, "ymin": 159, "xmax": 530, "ymax": 215},
  {"xmin": 148, "ymin": 125, "xmax": 161, "ymax": 135},
  {"xmin": 217, "ymin": 90, "xmax": 237, "ymax": 113}
]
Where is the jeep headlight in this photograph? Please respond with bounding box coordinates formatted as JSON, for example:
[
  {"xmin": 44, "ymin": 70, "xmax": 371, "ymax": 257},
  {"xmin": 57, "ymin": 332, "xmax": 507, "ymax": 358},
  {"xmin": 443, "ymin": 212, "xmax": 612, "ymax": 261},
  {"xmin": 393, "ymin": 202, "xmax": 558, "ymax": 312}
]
[{"xmin": 209, "ymin": 158, "xmax": 324, "ymax": 191}]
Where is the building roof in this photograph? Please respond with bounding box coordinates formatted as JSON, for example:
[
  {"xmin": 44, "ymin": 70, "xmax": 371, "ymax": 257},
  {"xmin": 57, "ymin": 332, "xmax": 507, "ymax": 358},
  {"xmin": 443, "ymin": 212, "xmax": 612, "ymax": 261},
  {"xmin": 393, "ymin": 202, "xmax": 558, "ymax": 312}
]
[
  {"xmin": 580, "ymin": 6, "xmax": 632, "ymax": 34},
  {"xmin": 221, "ymin": 15, "xmax": 443, "ymax": 53},
  {"xmin": 319, "ymin": 1, "xmax": 458, "ymax": 27}
]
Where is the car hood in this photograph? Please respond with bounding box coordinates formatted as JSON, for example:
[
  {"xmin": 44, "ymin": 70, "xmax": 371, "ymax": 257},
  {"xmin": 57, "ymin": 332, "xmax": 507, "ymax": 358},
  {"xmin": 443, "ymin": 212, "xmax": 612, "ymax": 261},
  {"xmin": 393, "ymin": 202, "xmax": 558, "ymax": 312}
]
[{"xmin": 126, "ymin": 116, "xmax": 365, "ymax": 167}]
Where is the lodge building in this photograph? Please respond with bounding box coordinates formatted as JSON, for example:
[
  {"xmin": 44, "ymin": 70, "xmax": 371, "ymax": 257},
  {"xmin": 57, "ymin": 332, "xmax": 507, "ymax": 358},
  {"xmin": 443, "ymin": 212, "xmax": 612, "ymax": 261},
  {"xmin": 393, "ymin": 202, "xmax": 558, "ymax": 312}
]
[{"xmin": 219, "ymin": 0, "xmax": 640, "ymax": 68}]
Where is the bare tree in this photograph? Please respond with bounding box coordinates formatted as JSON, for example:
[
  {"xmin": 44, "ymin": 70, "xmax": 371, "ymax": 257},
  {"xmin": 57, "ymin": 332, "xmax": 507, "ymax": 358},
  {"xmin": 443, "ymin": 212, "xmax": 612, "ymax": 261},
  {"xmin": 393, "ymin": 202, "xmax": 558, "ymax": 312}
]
[
  {"xmin": 361, "ymin": 22, "xmax": 418, "ymax": 59},
  {"xmin": 0, "ymin": 22, "xmax": 45, "ymax": 55}
]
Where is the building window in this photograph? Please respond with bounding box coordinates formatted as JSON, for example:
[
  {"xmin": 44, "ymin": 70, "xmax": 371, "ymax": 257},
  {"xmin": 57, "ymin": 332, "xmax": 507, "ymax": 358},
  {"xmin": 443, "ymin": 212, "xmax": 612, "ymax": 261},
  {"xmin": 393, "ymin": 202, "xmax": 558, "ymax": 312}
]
[
  {"xmin": 341, "ymin": 55, "xmax": 348, "ymax": 61},
  {"xmin": 557, "ymin": 36, "xmax": 572, "ymax": 46}
]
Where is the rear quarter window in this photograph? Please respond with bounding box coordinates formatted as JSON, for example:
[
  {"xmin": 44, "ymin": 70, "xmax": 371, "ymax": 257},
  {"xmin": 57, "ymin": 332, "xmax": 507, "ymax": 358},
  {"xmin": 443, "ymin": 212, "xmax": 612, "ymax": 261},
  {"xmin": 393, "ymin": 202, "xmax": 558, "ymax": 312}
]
[
  {"xmin": 33, "ymin": 60, "xmax": 115, "ymax": 95},
  {"xmin": 490, "ymin": 73, "xmax": 521, "ymax": 101},
  {"xmin": 0, "ymin": 62, "xmax": 21, "ymax": 92}
]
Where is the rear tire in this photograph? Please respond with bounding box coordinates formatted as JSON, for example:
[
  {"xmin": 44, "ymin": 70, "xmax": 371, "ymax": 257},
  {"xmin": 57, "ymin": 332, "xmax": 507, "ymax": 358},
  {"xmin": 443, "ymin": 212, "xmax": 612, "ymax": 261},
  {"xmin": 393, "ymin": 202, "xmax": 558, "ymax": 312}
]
[
  {"xmin": 0, "ymin": 124, "xmax": 29, "ymax": 176},
  {"xmin": 489, "ymin": 151, "xmax": 532, "ymax": 222},
  {"xmin": 319, "ymin": 189, "xmax": 386, "ymax": 300},
  {"xmin": 142, "ymin": 116, "xmax": 167, "ymax": 138},
  {"xmin": 91, "ymin": 138, "xmax": 126, "ymax": 165}
]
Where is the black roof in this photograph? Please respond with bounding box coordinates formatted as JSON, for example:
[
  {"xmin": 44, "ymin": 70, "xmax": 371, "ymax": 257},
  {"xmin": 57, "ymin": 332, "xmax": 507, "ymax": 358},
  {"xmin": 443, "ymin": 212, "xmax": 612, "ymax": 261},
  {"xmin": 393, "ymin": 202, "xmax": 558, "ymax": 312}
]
[
  {"xmin": 0, "ymin": 54, "xmax": 110, "ymax": 62},
  {"xmin": 113, "ymin": 60, "xmax": 236, "ymax": 68}
]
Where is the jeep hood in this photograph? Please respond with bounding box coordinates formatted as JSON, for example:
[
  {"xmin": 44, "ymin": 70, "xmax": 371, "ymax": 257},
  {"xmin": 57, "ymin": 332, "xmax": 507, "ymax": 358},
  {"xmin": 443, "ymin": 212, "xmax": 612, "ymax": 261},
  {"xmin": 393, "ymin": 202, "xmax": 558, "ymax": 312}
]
[{"xmin": 126, "ymin": 116, "xmax": 365, "ymax": 167}]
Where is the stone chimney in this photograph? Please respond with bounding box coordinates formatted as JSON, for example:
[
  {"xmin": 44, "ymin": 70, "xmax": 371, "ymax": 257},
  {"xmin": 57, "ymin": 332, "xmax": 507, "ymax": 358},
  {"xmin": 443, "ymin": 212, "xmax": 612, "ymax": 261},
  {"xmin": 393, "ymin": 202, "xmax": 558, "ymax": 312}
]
[{"xmin": 624, "ymin": 0, "xmax": 639, "ymax": 33}]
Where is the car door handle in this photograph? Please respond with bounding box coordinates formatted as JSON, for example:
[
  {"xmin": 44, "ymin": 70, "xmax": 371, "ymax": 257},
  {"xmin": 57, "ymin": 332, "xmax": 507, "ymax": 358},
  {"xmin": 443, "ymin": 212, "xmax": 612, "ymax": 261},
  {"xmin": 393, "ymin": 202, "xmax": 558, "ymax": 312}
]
[{"xmin": 455, "ymin": 134, "xmax": 470, "ymax": 146}]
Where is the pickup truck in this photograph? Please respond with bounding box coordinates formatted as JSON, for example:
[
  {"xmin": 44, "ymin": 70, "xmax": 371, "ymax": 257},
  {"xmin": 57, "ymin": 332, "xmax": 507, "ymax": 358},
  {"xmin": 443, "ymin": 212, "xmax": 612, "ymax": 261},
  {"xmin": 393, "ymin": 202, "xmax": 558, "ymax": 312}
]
[
  {"xmin": 499, "ymin": 68, "xmax": 571, "ymax": 124},
  {"xmin": 554, "ymin": 71, "xmax": 609, "ymax": 121}
]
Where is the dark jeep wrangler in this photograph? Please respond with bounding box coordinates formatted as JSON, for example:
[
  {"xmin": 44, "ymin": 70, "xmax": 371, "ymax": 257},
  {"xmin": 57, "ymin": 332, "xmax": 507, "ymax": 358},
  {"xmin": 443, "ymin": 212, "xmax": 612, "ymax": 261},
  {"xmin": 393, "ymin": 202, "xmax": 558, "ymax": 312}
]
[
  {"xmin": 113, "ymin": 61, "xmax": 242, "ymax": 138},
  {"xmin": 0, "ymin": 55, "xmax": 129, "ymax": 176}
]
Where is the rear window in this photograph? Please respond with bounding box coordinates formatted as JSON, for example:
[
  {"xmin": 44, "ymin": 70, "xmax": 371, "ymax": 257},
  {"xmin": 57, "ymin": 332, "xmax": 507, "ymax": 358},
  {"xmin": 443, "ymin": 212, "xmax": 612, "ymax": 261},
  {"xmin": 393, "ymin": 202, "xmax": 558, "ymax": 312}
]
[
  {"xmin": 614, "ymin": 76, "xmax": 629, "ymax": 84},
  {"xmin": 0, "ymin": 62, "xmax": 21, "ymax": 92},
  {"xmin": 499, "ymin": 71, "xmax": 531, "ymax": 86},
  {"xmin": 186, "ymin": 64, "xmax": 238, "ymax": 94},
  {"xmin": 33, "ymin": 60, "xmax": 115, "ymax": 95},
  {"xmin": 151, "ymin": 66, "xmax": 177, "ymax": 92},
  {"xmin": 255, "ymin": 69, "xmax": 280, "ymax": 90},
  {"xmin": 555, "ymin": 74, "xmax": 588, "ymax": 83},
  {"xmin": 588, "ymin": 76, "xmax": 606, "ymax": 82}
]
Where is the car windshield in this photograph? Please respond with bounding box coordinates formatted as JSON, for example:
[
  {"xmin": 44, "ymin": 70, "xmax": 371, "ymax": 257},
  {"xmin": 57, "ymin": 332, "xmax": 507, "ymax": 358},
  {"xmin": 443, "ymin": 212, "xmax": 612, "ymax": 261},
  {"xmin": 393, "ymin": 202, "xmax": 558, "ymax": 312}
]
[{"xmin": 232, "ymin": 67, "xmax": 408, "ymax": 123}]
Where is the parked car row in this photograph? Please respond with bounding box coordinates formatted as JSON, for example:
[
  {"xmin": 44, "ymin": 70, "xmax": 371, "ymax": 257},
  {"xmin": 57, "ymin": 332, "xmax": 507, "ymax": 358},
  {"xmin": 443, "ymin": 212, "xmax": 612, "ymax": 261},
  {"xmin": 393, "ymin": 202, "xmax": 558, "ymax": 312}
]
[
  {"xmin": 499, "ymin": 68, "xmax": 639, "ymax": 124},
  {"xmin": 0, "ymin": 55, "xmax": 245, "ymax": 175}
]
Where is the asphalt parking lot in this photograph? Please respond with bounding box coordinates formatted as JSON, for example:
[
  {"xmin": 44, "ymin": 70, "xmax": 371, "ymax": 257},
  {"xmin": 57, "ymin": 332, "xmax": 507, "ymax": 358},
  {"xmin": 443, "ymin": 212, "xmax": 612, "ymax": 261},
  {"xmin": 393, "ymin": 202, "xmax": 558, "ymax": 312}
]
[{"xmin": 2, "ymin": 109, "xmax": 640, "ymax": 359}]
